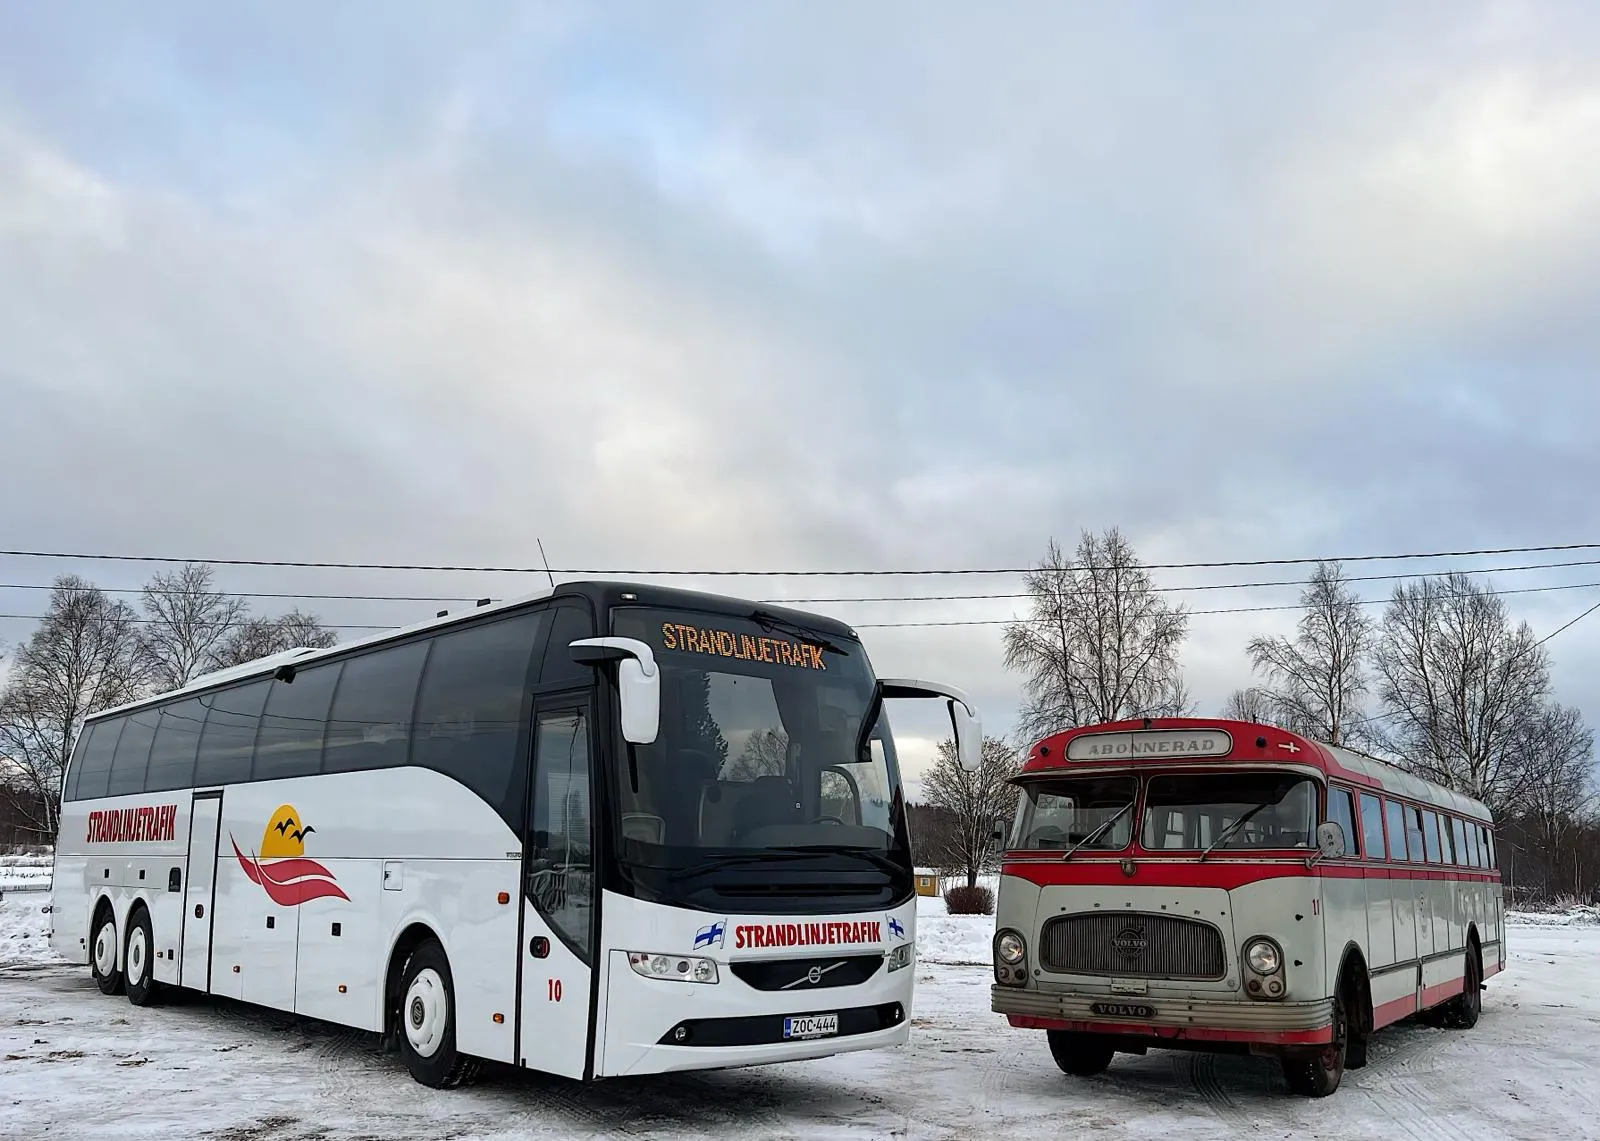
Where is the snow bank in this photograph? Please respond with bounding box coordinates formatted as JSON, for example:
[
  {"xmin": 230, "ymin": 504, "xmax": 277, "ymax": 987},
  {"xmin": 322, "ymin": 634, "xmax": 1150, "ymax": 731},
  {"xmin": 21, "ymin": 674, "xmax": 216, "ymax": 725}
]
[
  {"xmin": 0, "ymin": 893, "xmax": 61, "ymax": 966},
  {"xmin": 0, "ymin": 853, "xmax": 53, "ymax": 892},
  {"xmin": 1506, "ymin": 904, "xmax": 1600, "ymax": 927}
]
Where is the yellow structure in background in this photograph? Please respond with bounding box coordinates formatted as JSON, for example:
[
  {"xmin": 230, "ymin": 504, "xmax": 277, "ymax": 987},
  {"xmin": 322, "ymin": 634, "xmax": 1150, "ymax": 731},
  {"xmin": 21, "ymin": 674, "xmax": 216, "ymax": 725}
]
[{"xmin": 914, "ymin": 872, "xmax": 940, "ymax": 897}]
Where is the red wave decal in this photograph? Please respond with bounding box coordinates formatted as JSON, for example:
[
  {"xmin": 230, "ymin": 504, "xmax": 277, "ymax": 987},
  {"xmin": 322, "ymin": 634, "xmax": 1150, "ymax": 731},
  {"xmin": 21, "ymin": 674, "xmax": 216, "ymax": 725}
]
[{"xmin": 232, "ymin": 837, "xmax": 350, "ymax": 906}]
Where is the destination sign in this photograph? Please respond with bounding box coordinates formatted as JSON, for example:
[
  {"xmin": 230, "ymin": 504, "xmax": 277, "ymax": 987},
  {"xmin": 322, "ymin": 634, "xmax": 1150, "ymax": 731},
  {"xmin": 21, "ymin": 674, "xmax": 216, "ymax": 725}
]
[
  {"xmin": 1065, "ymin": 729, "xmax": 1233, "ymax": 761},
  {"xmin": 660, "ymin": 621, "xmax": 827, "ymax": 671}
]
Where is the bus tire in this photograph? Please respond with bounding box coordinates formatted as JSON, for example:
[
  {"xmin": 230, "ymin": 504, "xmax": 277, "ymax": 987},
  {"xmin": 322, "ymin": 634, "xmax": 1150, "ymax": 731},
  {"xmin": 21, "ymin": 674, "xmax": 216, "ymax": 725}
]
[
  {"xmin": 1280, "ymin": 986, "xmax": 1347, "ymax": 1097},
  {"xmin": 90, "ymin": 903, "xmax": 124, "ymax": 996},
  {"xmin": 1045, "ymin": 1030, "xmax": 1114, "ymax": 1077},
  {"xmin": 395, "ymin": 938, "xmax": 479, "ymax": 1089},
  {"xmin": 124, "ymin": 905, "xmax": 160, "ymax": 1007},
  {"xmin": 1439, "ymin": 940, "xmax": 1482, "ymax": 1030}
]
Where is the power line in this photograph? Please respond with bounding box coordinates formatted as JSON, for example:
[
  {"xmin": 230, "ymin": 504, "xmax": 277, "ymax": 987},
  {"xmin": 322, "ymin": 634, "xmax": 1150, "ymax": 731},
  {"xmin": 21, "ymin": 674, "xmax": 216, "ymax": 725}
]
[
  {"xmin": 5, "ymin": 555, "xmax": 1600, "ymax": 607},
  {"xmin": 3, "ymin": 540, "xmax": 1600, "ymax": 577}
]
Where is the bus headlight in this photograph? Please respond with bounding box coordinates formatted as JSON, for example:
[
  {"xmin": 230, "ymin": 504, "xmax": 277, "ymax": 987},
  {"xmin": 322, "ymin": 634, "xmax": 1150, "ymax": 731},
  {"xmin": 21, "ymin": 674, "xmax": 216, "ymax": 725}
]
[
  {"xmin": 993, "ymin": 929, "xmax": 1028, "ymax": 986},
  {"xmin": 628, "ymin": 951, "xmax": 719, "ymax": 984},
  {"xmin": 1244, "ymin": 938, "xmax": 1282, "ymax": 976},
  {"xmin": 886, "ymin": 943, "xmax": 913, "ymax": 972},
  {"xmin": 996, "ymin": 931, "xmax": 1026, "ymax": 965}
]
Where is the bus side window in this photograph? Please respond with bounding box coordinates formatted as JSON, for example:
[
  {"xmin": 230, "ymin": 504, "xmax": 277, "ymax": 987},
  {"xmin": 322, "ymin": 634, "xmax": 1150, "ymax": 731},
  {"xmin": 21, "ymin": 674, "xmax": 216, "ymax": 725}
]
[
  {"xmin": 1485, "ymin": 830, "xmax": 1496, "ymax": 869},
  {"xmin": 1405, "ymin": 805, "xmax": 1426, "ymax": 863},
  {"xmin": 323, "ymin": 639, "xmax": 429, "ymax": 774},
  {"xmin": 537, "ymin": 603, "xmax": 595, "ymax": 689},
  {"xmin": 145, "ymin": 698, "xmax": 206, "ymax": 792},
  {"xmin": 1451, "ymin": 816, "xmax": 1468, "ymax": 867},
  {"xmin": 1383, "ymin": 798, "xmax": 1408, "ymax": 862},
  {"xmin": 1422, "ymin": 810, "xmax": 1443, "ymax": 864},
  {"xmin": 253, "ymin": 662, "xmax": 343, "ymax": 782},
  {"xmin": 1359, "ymin": 793, "xmax": 1387, "ymax": 861},
  {"xmin": 107, "ymin": 709, "xmax": 159, "ymax": 798},
  {"xmin": 68, "ymin": 718, "xmax": 124, "ymax": 801},
  {"xmin": 194, "ymin": 680, "xmax": 271, "ymax": 787},
  {"xmin": 1326, "ymin": 786, "xmax": 1357, "ymax": 858}
]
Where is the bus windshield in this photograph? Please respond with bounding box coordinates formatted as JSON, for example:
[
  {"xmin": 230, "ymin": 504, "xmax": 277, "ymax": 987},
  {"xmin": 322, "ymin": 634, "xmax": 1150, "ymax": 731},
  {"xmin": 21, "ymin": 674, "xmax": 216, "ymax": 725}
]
[
  {"xmin": 1009, "ymin": 775, "xmax": 1138, "ymax": 851},
  {"xmin": 1140, "ymin": 772, "xmax": 1317, "ymax": 851},
  {"xmin": 607, "ymin": 607, "xmax": 905, "ymax": 885}
]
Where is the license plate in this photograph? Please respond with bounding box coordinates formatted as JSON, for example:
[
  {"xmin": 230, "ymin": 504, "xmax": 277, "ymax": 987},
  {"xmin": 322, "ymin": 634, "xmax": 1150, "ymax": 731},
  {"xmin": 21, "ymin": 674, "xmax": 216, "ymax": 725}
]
[
  {"xmin": 1090, "ymin": 1001, "xmax": 1155, "ymax": 1019},
  {"xmin": 783, "ymin": 1013, "xmax": 839, "ymax": 1040}
]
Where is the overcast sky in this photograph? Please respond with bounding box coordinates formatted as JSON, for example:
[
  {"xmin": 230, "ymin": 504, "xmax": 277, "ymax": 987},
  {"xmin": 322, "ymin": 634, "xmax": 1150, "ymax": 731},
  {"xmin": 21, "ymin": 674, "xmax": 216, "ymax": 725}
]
[{"xmin": 4, "ymin": 2, "xmax": 1600, "ymax": 794}]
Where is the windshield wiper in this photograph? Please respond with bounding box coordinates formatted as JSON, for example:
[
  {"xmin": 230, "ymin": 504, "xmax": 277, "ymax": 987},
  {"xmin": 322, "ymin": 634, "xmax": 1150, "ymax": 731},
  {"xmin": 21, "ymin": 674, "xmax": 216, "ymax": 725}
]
[
  {"xmin": 750, "ymin": 609, "xmax": 846, "ymax": 656},
  {"xmin": 1062, "ymin": 803, "xmax": 1133, "ymax": 861},
  {"xmin": 1199, "ymin": 801, "xmax": 1272, "ymax": 862},
  {"xmin": 800, "ymin": 845, "xmax": 904, "ymax": 876},
  {"xmin": 667, "ymin": 849, "xmax": 822, "ymax": 882}
]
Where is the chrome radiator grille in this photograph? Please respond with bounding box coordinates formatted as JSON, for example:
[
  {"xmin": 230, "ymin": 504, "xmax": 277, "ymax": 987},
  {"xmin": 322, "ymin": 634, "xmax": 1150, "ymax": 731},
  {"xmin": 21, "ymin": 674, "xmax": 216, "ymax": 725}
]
[{"xmin": 1038, "ymin": 913, "xmax": 1226, "ymax": 980}]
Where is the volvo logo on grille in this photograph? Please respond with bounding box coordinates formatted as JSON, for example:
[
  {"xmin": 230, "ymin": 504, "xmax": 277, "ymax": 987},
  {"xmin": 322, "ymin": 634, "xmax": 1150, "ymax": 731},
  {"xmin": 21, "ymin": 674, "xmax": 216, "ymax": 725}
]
[
  {"xmin": 781, "ymin": 960, "xmax": 848, "ymax": 989},
  {"xmin": 1111, "ymin": 926, "xmax": 1147, "ymax": 957}
]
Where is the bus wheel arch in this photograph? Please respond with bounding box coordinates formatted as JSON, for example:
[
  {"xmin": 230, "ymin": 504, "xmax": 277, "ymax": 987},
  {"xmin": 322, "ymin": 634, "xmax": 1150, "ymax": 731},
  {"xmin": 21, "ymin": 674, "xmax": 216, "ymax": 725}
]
[
  {"xmin": 384, "ymin": 926, "xmax": 480, "ymax": 1089},
  {"xmin": 1335, "ymin": 945, "xmax": 1372, "ymax": 1070},
  {"xmin": 90, "ymin": 897, "xmax": 123, "ymax": 996},
  {"xmin": 124, "ymin": 902, "xmax": 160, "ymax": 1007}
]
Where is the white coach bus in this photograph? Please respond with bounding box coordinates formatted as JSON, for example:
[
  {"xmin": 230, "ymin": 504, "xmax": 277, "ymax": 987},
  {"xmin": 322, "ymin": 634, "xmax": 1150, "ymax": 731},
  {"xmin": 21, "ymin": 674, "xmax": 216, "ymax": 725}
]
[
  {"xmin": 990, "ymin": 717, "xmax": 1504, "ymax": 1098},
  {"xmin": 49, "ymin": 581, "xmax": 981, "ymax": 1087}
]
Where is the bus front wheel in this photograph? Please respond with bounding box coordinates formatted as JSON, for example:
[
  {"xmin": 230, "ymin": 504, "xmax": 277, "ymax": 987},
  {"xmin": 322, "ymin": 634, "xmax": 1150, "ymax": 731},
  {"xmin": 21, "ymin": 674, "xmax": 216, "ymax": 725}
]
[
  {"xmin": 395, "ymin": 939, "xmax": 479, "ymax": 1089},
  {"xmin": 1046, "ymin": 1030, "xmax": 1115, "ymax": 1077}
]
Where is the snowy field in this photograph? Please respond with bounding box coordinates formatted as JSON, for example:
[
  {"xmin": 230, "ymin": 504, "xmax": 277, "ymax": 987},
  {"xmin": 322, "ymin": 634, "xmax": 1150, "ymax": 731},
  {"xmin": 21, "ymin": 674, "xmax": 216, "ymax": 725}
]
[{"xmin": 3, "ymin": 886, "xmax": 1598, "ymax": 1140}]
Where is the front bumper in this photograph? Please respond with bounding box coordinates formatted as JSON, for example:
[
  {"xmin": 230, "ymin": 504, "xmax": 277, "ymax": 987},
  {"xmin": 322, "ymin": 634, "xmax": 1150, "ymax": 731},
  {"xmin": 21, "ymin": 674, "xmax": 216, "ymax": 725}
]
[{"xmin": 992, "ymin": 985, "xmax": 1334, "ymax": 1047}]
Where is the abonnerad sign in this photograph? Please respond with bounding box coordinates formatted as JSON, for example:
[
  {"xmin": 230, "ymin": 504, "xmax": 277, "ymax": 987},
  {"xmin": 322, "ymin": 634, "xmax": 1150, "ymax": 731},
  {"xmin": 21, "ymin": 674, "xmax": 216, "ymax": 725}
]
[
  {"xmin": 86, "ymin": 804, "xmax": 179, "ymax": 844},
  {"xmin": 1065, "ymin": 729, "xmax": 1233, "ymax": 762}
]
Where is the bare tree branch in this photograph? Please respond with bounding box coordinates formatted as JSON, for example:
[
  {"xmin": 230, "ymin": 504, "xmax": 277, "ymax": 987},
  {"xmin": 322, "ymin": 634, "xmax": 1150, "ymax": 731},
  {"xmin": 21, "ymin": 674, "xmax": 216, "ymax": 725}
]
[
  {"xmin": 138, "ymin": 563, "xmax": 249, "ymax": 689},
  {"xmin": 1002, "ymin": 528, "xmax": 1191, "ymax": 742},
  {"xmin": 208, "ymin": 608, "xmax": 339, "ymax": 671},
  {"xmin": 1245, "ymin": 561, "xmax": 1374, "ymax": 745},
  {"xmin": 920, "ymin": 735, "xmax": 1024, "ymax": 886}
]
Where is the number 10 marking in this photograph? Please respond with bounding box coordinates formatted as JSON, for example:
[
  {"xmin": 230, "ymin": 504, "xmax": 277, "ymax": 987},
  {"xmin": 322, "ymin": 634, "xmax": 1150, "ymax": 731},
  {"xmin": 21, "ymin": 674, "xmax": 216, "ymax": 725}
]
[{"xmin": 547, "ymin": 978, "xmax": 563, "ymax": 1002}]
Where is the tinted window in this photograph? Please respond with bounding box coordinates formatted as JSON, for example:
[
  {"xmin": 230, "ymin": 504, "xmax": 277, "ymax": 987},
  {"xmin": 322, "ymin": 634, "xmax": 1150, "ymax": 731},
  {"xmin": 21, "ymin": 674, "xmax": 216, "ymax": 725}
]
[
  {"xmin": 1359, "ymin": 793, "xmax": 1387, "ymax": 861},
  {"xmin": 413, "ymin": 611, "xmax": 544, "ymax": 816},
  {"xmin": 1383, "ymin": 799, "xmax": 1407, "ymax": 861},
  {"xmin": 253, "ymin": 663, "xmax": 342, "ymax": 782},
  {"xmin": 1422, "ymin": 811, "xmax": 1442, "ymax": 864},
  {"xmin": 195, "ymin": 681, "xmax": 270, "ymax": 785},
  {"xmin": 324, "ymin": 640, "xmax": 429, "ymax": 773},
  {"xmin": 537, "ymin": 603, "xmax": 595, "ymax": 688},
  {"xmin": 146, "ymin": 699, "xmax": 207, "ymax": 792},
  {"xmin": 68, "ymin": 718, "xmax": 123, "ymax": 801},
  {"xmin": 1327, "ymin": 786, "xmax": 1356, "ymax": 857},
  {"xmin": 106, "ymin": 709, "xmax": 160, "ymax": 797}
]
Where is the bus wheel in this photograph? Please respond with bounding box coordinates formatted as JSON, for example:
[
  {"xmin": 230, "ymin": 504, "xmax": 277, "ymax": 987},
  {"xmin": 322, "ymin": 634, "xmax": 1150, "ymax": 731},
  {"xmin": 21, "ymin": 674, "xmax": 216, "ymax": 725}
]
[
  {"xmin": 91, "ymin": 906, "xmax": 124, "ymax": 996},
  {"xmin": 396, "ymin": 939, "xmax": 479, "ymax": 1089},
  {"xmin": 124, "ymin": 907, "xmax": 160, "ymax": 1007},
  {"xmin": 1439, "ymin": 943, "xmax": 1482, "ymax": 1030},
  {"xmin": 1281, "ymin": 989, "xmax": 1346, "ymax": 1097},
  {"xmin": 1046, "ymin": 1030, "xmax": 1115, "ymax": 1077}
]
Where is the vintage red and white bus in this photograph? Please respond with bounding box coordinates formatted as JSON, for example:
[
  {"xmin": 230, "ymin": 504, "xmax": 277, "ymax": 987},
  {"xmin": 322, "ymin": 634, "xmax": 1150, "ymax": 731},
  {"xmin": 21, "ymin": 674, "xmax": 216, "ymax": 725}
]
[
  {"xmin": 989, "ymin": 718, "xmax": 1504, "ymax": 1097},
  {"xmin": 48, "ymin": 580, "xmax": 982, "ymax": 1086}
]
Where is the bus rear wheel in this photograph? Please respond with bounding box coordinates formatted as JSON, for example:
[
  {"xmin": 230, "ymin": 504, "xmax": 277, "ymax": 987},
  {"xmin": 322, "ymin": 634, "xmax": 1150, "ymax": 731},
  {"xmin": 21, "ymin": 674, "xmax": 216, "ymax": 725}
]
[
  {"xmin": 395, "ymin": 939, "xmax": 479, "ymax": 1089},
  {"xmin": 1439, "ymin": 943, "xmax": 1482, "ymax": 1029},
  {"xmin": 124, "ymin": 906, "xmax": 160, "ymax": 1007},
  {"xmin": 90, "ymin": 906, "xmax": 123, "ymax": 996},
  {"xmin": 1046, "ymin": 1030, "xmax": 1115, "ymax": 1077}
]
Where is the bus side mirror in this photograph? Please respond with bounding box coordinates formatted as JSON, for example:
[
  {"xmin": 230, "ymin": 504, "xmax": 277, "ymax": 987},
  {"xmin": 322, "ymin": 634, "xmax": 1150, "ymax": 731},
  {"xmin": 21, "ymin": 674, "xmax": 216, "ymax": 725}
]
[
  {"xmin": 1316, "ymin": 820, "xmax": 1346, "ymax": 858},
  {"xmin": 990, "ymin": 818, "xmax": 1007, "ymax": 852},
  {"xmin": 950, "ymin": 699, "xmax": 982, "ymax": 772},
  {"xmin": 569, "ymin": 637, "xmax": 660, "ymax": 745}
]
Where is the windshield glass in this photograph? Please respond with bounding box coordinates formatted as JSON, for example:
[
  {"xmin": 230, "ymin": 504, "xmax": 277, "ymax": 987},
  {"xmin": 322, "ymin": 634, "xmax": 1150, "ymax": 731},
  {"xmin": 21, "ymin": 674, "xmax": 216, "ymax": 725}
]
[
  {"xmin": 1141, "ymin": 773, "xmax": 1316, "ymax": 851},
  {"xmin": 1009, "ymin": 776, "xmax": 1138, "ymax": 851},
  {"xmin": 609, "ymin": 607, "xmax": 903, "ymax": 863}
]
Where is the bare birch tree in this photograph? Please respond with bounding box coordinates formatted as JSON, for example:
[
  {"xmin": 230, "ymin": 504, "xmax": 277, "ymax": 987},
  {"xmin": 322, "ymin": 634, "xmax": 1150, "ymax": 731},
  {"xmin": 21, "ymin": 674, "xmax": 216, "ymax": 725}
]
[
  {"xmin": 1003, "ymin": 528, "xmax": 1191, "ymax": 742},
  {"xmin": 0, "ymin": 577, "xmax": 146, "ymax": 837},
  {"xmin": 921, "ymin": 735, "xmax": 1024, "ymax": 887},
  {"xmin": 138, "ymin": 562, "xmax": 248, "ymax": 689},
  {"xmin": 1514, "ymin": 702, "xmax": 1596, "ymax": 890},
  {"xmin": 1245, "ymin": 561, "xmax": 1374, "ymax": 745},
  {"xmin": 1371, "ymin": 572, "xmax": 1549, "ymax": 811},
  {"xmin": 209, "ymin": 608, "xmax": 339, "ymax": 670},
  {"xmin": 1221, "ymin": 686, "xmax": 1277, "ymax": 724}
]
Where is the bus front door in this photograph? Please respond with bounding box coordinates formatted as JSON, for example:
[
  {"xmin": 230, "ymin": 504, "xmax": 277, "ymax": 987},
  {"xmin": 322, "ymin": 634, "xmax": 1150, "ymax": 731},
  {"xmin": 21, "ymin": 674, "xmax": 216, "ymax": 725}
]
[{"xmin": 517, "ymin": 700, "xmax": 597, "ymax": 1080}]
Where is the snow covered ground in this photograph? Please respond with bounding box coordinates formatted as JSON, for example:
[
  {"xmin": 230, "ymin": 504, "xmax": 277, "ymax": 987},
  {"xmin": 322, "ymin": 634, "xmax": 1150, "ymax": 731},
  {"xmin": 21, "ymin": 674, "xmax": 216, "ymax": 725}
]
[{"xmin": 3, "ymin": 888, "xmax": 1598, "ymax": 1140}]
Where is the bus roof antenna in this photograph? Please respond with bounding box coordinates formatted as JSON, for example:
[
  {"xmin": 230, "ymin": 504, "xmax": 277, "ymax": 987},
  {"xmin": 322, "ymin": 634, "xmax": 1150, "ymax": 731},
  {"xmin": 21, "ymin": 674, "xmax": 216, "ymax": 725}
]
[{"xmin": 537, "ymin": 538, "xmax": 556, "ymax": 589}]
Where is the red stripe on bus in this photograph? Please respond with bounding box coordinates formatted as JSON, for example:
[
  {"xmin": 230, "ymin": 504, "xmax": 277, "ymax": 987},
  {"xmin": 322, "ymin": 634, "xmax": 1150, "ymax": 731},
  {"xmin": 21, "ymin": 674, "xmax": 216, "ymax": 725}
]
[
  {"xmin": 999, "ymin": 859, "xmax": 1501, "ymax": 890},
  {"xmin": 1004, "ymin": 1014, "xmax": 1334, "ymax": 1046}
]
